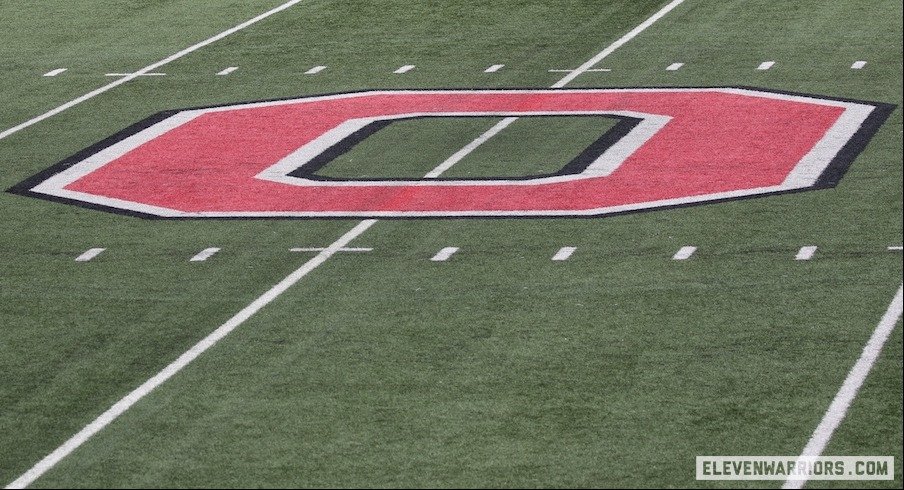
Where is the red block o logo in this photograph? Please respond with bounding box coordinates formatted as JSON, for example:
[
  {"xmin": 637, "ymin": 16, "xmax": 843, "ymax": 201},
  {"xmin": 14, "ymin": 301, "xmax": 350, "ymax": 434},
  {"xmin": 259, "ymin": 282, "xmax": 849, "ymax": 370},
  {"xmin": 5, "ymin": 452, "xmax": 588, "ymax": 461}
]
[{"xmin": 10, "ymin": 88, "xmax": 893, "ymax": 218}]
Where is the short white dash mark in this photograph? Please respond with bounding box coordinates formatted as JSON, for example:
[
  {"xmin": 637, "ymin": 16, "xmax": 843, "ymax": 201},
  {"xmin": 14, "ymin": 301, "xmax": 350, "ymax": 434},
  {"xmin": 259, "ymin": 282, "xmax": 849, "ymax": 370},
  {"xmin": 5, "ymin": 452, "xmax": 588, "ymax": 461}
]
[
  {"xmin": 757, "ymin": 61, "xmax": 775, "ymax": 70},
  {"xmin": 75, "ymin": 248, "xmax": 105, "ymax": 262},
  {"xmin": 394, "ymin": 64, "xmax": 415, "ymax": 74},
  {"xmin": 484, "ymin": 64, "xmax": 504, "ymax": 73},
  {"xmin": 666, "ymin": 62, "xmax": 684, "ymax": 71},
  {"xmin": 672, "ymin": 246, "xmax": 697, "ymax": 260},
  {"xmin": 305, "ymin": 65, "xmax": 326, "ymax": 75},
  {"xmin": 795, "ymin": 246, "xmax": 818, "ymax": 261},
  {"xmin": 889, "ymin": 246, "xmax": 903, "ymax": 251},
  {"xmin": 431, "ymin": 247, "xmax": 459, "ymax": 262},
  {"xmin": 216, "ymin": 66, "xmax": 238, "ymax": 76},
  {"xmin": 43, "ymin": 68, "xmax": 67, "ymax": 77},
  {"xmin": 552, "ymin": 247, "xmax": 577, "ymax": 261},
  {"xmin": 190, "ymin": 247, "xmax": 221, "ymax": 262},
  {"xmin": 851, "ymin": 61, "xmax": 867, "ymax": 70}
]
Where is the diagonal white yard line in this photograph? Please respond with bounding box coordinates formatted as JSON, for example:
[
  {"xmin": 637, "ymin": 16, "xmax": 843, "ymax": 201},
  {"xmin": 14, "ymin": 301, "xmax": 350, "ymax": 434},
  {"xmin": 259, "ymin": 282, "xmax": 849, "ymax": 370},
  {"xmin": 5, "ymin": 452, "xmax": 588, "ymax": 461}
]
[
  {"xmin": 7, "ymin": 1, "xmax": 686, "ymax": 487},
  {"xmin": 0, "ymin": 0, "xmax": 305, "ymax": 142},
  {"xmin": 426, "ymin": 0, "xmax": 687, "ymax": 177},
  {"xmin": 782, "ymin": 284, "xmax": 903, "ymax": 490},
  {"xmin": 5, "ymin": 219, "xmax": 379, "ymax": 489}
]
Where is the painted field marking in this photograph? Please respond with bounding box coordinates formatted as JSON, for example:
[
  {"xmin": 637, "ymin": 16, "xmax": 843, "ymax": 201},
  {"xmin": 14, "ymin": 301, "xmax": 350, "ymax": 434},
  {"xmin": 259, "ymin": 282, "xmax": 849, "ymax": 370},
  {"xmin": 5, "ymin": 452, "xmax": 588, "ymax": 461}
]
[
  {"xmin": 552, "ymin": 247, "xmax": 577, "ymax": 261},
  {"xmin": 431, "ymin": 247, "xmax": 459, "ymax": 262},
  {"xmin": 6, "ymin": 1, "xmax": 688, "ymax": 486},
  {"xmin": 216, "ymin": 66, "xmax": 238, "ymax": 76},
  {"xmin": 851, "ymin": 61, "xmax": 867, "ymax": 70},
  {"xmin": 757, "ymin": 61, "xmax": 775, "ymax": 70},
  {"xmin": 42, "ymin": 69, "xmax": 67, "ymax": 77},
  {"xmin": 74, "ymin": 248, "xmax": 105, "ymax": 262},
  {"xmin": 889, "ymin": 246, "xmax": 903, "ymax": 251},
  {"xmin": 4, "ymin": 219, "xmax": 379, "ymax": 490},
  {"xmin": 290, "ymin": 247, "xmax": 372, "ymax": 253},
  {"xmin": 304, "ymin": 65, "xmax": 326, "ymax": 75},
  {"xmin": 104, "ymin": 72, "xmax": 166, "ymax": 77},
  {"xmin": 189, "ymin": 248, "xmax": 221, "ymax": 262},
  {"xmin": 672, "ymin": 246, "xmax": 697, "ymax": 260},
  {"xmin": 548, "ymin": 68, "xmax": 611, "ymax": 73},
  {"xmin": 425, "ymin": 117, "xmax": 518, "ymax": 178},
  {"xmin": 795, "ymin": 246, "xmax": 818, "ymax": 261},
  {"xmin": 0, "ymin": 0, "xmax": 307, "ymax": 142},
  {"xmin": 666, "ymin": 62, "xmax": 684, "ymax": 71},
  {"xmin": 484, "ymin": 64, "xmax": 505, "ymax": 73},
  {"xmin": 783, "ymin": 284, "xmax": 903, "ymax": 490},
  {"xmin": 393, "ymin": 64, "xmax": 416, "ymax": 74}
]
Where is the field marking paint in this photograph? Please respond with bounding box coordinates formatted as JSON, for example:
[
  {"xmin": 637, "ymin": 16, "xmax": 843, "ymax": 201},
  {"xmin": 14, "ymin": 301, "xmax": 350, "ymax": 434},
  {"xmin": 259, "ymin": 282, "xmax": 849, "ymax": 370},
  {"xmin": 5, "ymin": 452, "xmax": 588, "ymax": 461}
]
[
  {"xmin": 552, "ymin": 247, "xmax": 577, "ymax": 261},
  {"xmin": 42, "ymin": 69, "xmax": 67, "ymax": 77},
  {"xmin": 666, "ymin": 62, "xmax": 684, "ymax": 71},
  {"xmin": 548, "ymin": 68, "xmax": 611, "ymax": 73},
  {"xmin": 430, "ymin": 0, "xmax": 686, "ymax": 174},
  {"xmin": 889, "ymin": 246, "xmax": 903, "ymax": 251},
  {"xmin": 795, "ymin": 246, "xmax": 818, "ymax": 261},
  {"xmin": 424, "ymin": 117, "xmax": 519, "ymax": 178},
  {"xmin": 757, "ymin": 61, "xmax": 775, "ymax": 70},
  {"xmin": 484, "ymin": 64, "xmax": 505, "ymax": 73},
  {"xmin": 431, "ymin": 247, "xmax": 459, "ymax": 262},
  {"xmin": 7, "ymin": 2, "xmax": 687, "ymax": 486},
  {"xmin": 4, "ymin": 219, "xmax": 378, "ymax": 490},
  {"xmin": 216, "ymin": 67, "xmax": 238, "ymax": 76},
  {"xmin": 851, "ymin": 61, "xmax": 867, "ymax": 69},
  {"xmin": 190, "ymin": 248, "xmax": 221, "ymax": 262},
  {"xmin": 304, "ymin": 65, "xmax": 326, "ymax": 75},
  {"xmin": 394, "ymin": 65, "xmax": 416, "ymax": 74},
  {"xmin": 74, "ymin": 248, "xmax": 105, "ymax": 262},
  {"xmin": 672, "ymin": 246, "xmax": 696, "ymax": 260},
  {"xmin": 782, "ymin": 284, "xmax": 903, "ymax": 490},
  {"xmin": 0, "ymin": 0, "xmax": 306, "ymax": 142},
  {"xmin": 104, "ymin": 72, "xmax": 166, "ymax": 77},
  {"xmin": 290, "ymin": 247, "xmax": 372, "ymax": 252}
]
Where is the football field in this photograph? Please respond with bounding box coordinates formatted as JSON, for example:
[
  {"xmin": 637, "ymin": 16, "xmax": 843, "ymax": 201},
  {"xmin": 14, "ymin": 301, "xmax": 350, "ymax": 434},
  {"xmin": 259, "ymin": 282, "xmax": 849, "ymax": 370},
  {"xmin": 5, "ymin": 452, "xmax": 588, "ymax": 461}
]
[{"xmin": 0, "ymin": 0, "xmax": 901, "ymax": 487}]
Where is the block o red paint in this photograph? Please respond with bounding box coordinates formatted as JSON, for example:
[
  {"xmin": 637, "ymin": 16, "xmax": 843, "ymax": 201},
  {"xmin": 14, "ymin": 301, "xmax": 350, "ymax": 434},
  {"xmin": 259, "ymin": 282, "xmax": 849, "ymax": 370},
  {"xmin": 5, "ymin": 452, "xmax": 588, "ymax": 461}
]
[{"xmin": 12, "ymin": 88, "xmax": 892, "ymax": 218}]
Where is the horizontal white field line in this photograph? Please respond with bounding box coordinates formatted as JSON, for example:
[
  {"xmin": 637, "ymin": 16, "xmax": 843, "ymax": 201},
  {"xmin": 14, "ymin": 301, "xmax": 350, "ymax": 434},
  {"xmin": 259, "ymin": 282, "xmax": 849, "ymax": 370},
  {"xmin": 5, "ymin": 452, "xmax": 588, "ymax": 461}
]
[
  {"xmin": 548, "ymin": 68, "xmax": 611, "ymax": 73},
  {"xmin": 216, "ymin": 66, "xmax": 238, "ymax": 75},
  {"xmin": 290, "ymin": 247, "xmax": 372, "ymax": 252},
  {"xmin": 393, "ymin": 64, "xmax": 415, "ymax": 74},
  {"xmin": 304, "ymin": 65, "xmax": 326, "ymax": 75},
  {"xmin": 104, "ymin": 72, "xmax": 166, "ymax": 77},
  {"xmin": 484, "ymin": 64, "xmax": 505, "ymax": 73},
  {"xmin": 43, "ymin": 68, "xmax": 67, "ymax": 77}
]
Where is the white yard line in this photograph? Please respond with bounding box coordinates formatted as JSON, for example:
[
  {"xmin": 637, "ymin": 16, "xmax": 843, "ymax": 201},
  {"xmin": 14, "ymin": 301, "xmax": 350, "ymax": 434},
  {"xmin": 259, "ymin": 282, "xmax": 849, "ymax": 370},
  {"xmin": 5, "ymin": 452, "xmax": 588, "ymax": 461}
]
[
  {"xmin": 0, "ymin": 0, "xmax": 306, "ymax": 142},
  {"xmin": 889, "ymin": 246, "xmax": 903, "ymax": 251},
  {"xmin": 672, "ymin": 246, "xmax": 697, "ymax": 260},
  {"xmin": 6, "ymin": 2, "xmax": 687, "ymax": 487},
  {"xmin": 795, "ymin": 246, "xmax": 818, "ymax": 261},
  {"xmin": 104, "ymin": 72, "xmax": 167, "ymax": 77},
  {"xmin": 782, "ymin": 284, "xmax": 903, "ymax": 490},
  {"xmin": 5, "ymin": 219, "xmax": 379, "ymax": 490},
  {"xmin": 427, "ymin": 0, "xmax": 686, "ymax": 175},
  {"xmin": 189, "ymin": 248, "xmax": 221, "ymax": 262},
  {"xmin": 74, "ymin": 248, "xmax": 105, "ymax": 262},
  {"xmin": 42, "ymin": 69, "xmax": 67, "ymax": 77}
]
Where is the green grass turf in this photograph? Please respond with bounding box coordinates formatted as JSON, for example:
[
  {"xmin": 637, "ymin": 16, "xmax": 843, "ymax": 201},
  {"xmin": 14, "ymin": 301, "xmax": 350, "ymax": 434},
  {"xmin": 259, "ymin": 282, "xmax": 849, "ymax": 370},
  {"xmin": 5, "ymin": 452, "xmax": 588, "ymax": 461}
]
[
  {"xmin": 317, "ymin": 116, "xmax": 621, "ymax": 179},
  {"xmin": 0, "ymin": 0, "xmax": 900, "ymax": 487}
]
